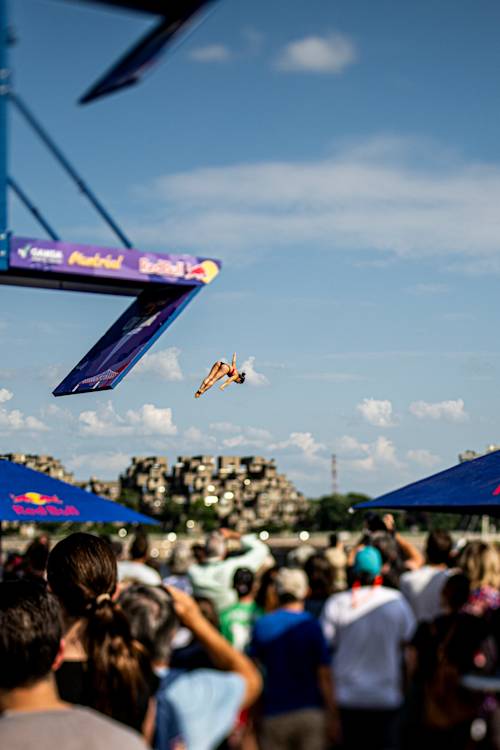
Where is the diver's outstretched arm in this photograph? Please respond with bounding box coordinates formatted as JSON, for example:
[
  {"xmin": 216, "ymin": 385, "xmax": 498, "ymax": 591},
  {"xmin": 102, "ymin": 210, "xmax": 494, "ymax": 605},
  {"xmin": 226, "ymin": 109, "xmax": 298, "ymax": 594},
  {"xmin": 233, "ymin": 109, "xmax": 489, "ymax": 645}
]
[{"xmin": 220, "ymin": 374, "xmax": 239, "ymax": 391}]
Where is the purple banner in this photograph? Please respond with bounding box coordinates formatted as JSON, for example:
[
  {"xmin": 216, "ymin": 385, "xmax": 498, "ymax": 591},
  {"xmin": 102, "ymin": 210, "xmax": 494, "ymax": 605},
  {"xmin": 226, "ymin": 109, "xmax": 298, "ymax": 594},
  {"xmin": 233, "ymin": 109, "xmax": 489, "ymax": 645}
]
[
  {"xmin": 9, "ymin": 236, "xmax": 221, "ymax": 287},
  {"xmin": 53, "ymin": 286, "xmax": 199, "ymax": 396}
]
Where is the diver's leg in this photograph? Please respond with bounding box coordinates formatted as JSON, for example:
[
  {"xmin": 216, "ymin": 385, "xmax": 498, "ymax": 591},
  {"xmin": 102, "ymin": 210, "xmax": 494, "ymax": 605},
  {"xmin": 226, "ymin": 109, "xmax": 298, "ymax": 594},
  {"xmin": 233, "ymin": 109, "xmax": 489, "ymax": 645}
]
[{"xmin": 195, "ymin": 362, "xmax": 225, "ymax": 397}]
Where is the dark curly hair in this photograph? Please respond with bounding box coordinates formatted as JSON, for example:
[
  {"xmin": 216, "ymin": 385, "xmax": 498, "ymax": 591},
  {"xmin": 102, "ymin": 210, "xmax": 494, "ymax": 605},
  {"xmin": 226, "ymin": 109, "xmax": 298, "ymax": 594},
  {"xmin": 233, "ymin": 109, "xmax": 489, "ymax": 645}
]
[{"xmin": 238, "ymin": 371, "xmax": 246, "ymax": 384}]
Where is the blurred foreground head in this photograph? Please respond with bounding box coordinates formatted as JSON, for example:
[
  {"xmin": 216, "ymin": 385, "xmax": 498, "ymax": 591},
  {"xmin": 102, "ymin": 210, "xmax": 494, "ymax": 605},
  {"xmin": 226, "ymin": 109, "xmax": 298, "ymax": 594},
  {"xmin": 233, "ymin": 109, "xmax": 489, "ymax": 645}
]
[
  {"xmin": 233, "ymin": 567, "xmax": 255, "ymax": 599},
  {"xmin": 47, "ymin": 532, "xmax": 117, "ymax": 616},
  {"xmin": 426, "ymin": 530, "xmax": 453, "ymax": 566},
  {"xmin": 0, "ymin": 580, "xmax": 62, "ymax": 691},
  {"xmin": 119, "ymin": 584, "xmax": 178, "ymax": 665},
  {"xmin": 47, "ymin": 532, "xmax": 150, "ymax": 727},
  {"xmin": 459, "ymin": 540, "xmax": 500, "ymax": 589},
  {"xmin": 169, "ymin": 542, "xmax": 194, "ymax": 575},
  {"xmin": 353, "ymin": 546, "xmax": 382, "ymax": 585},
  {"xmin": 205, "ymin": 532, "xmax": 227, "ymax": 561},
  {"xmin": 274, "ymin": 567, "xmax": 309, "ymax": 604}
]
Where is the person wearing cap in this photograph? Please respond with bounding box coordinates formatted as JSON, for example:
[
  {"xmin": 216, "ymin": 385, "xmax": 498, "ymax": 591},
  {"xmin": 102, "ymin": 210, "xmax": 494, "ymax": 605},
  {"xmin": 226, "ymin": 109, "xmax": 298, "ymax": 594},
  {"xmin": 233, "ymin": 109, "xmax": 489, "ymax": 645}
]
[
  {"xmin": 321, "ymin": 546, "xmax": 416, "ymax": 750},
  {"xmin": 249, "ymin": 567, "xmax": 338, "ymax": 750}
]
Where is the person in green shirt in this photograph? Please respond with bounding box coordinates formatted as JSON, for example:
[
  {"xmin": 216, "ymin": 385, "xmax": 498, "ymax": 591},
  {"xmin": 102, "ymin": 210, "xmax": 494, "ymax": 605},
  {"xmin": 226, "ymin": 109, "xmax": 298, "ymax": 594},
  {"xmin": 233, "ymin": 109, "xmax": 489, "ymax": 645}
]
[{"xmin": 220, "ymin": 568, "xmax": 264, "ymax": 652}]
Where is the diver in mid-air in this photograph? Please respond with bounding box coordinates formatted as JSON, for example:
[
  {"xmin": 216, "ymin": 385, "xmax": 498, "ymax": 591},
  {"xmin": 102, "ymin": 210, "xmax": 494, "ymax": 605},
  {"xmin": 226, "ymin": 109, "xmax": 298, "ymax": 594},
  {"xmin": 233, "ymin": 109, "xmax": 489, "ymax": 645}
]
[{"xmin": 195, "ymin": 353, "xmax": 246, "ymax": 398}]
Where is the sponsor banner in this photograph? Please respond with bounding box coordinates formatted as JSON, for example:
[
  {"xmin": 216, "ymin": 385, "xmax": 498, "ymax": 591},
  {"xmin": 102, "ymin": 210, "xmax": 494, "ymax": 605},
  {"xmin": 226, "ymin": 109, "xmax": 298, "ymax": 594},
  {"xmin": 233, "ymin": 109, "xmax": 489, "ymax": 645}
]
[
  {"xmin": 53, "ymin": 285, "xmax": 199, "ymax": 395},
  {"xmin": 10, "ymin": 491, "xmax": 80, "ymax": 518},
  {"xmin": 9, "ymin": 236, "xmax": 220, "ymax": 286}
]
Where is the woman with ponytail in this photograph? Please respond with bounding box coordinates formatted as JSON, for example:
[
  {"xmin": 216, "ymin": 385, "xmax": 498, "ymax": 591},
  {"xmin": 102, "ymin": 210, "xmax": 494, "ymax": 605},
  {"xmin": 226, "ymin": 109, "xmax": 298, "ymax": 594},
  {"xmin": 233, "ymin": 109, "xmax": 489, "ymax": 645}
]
[{"xmin": 47, "ymin": 532, "xmax": 157, "ymax": 733}]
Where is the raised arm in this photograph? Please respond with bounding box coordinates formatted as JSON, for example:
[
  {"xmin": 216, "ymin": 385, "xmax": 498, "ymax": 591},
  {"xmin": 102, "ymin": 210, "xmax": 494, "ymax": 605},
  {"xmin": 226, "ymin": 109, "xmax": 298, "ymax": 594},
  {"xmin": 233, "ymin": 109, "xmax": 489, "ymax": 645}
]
[
  {"xmin": 166, "ymin": 586, "xmax": 262, "ymax": 709},
  {"xmin": 232, "ymin": 352, "xmax": 237, "ymax": 369},
  {"xmin": 383, "ymin": 514, "xmax": 424, "ymax": 570}
]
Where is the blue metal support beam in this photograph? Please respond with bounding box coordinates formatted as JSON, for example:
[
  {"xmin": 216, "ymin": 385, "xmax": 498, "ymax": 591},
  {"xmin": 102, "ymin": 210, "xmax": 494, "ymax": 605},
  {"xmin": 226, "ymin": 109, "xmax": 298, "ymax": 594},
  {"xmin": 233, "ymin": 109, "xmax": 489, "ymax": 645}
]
[
  {"xmin": 8, "ymin": 176, "xmax": 60, "ymax": 241},
  {"xmin": 0, "ymin": 0, "xmax": 9, "ymax": 270},
  {"xmin": 9, "ymin": 90, "xmax": 134, "ymax": 249}
]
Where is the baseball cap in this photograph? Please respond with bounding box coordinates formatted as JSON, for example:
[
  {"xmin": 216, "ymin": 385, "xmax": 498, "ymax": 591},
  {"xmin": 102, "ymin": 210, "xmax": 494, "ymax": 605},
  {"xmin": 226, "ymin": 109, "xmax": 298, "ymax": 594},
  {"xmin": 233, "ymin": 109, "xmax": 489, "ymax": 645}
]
[
  {"xmin": 353, "ymin": 546, "xmax": 382, "ymax": 578},
  {"xmin": 274, "ymin": 567, "xmax": 309, "ymax": 601}
]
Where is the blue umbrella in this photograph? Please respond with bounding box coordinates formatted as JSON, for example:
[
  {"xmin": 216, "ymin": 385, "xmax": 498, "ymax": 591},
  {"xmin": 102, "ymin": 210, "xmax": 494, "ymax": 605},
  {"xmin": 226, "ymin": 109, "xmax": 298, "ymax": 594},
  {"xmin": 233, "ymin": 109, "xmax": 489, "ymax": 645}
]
[
  {"xmin": 0, "ymin": 459, "xmax": 157, "ymax": 524},
  {"xmin": 354, "ymin": 451, "xmax": 500, "ymax": 517}
]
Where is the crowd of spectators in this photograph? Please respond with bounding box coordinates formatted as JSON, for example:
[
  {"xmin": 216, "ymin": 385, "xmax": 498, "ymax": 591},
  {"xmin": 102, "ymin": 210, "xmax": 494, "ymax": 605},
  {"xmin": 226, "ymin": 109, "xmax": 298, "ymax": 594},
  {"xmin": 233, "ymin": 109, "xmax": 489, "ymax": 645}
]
[{"xmin": 1, "ymin": 515, "xmax": 500, "ymax": 750}]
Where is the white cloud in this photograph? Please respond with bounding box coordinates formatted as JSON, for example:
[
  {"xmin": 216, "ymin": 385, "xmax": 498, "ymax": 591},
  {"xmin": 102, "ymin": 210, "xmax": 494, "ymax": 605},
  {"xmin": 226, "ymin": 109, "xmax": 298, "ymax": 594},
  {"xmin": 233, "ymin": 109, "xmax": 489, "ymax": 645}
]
[
  {"xmin": 134, "ymin": 136, "xmax": 500, "ymax": 273},
  {"xmin": 270, "ymin": 431, "xmax": 328, "ymax": 466},
  {"xmin": 127, "ymin": 404, "xmax": 177, "ymax": 436},
  {"xmin": 222, "ymin": 435, "xmax": 247, "ymax": 449},
  {"xmin": 222, "ymin": 426, "xmax": 273, "ymax": 450},
  {"xmin": 240, "ymin": 356, "xmax": 269, "ymax": 387},
  {"xmin": 189, "ymin": 44, "xmax": 231, "ymax": 62},
  {"xmin": 0, "ymin": 408, "xmax": 48, "ymax": 432},
  {"xmin": 67, "ymin": 452, "xmax": 130, "ymax": 477},
  {"xmin": 276, "ymin": 33, "xmax": 357, "ymax": 74},
  {"xmin": 209, "ymin": 421, "xmax": 241, "ymax": 434},
  {"xmin": 246, "ymin": 426, "xmax": 273, "ymax": 441},
  {"xmin": 0, "ymin": 390, "xmax": 48, "ymax": 431},
  {"xmin": 183, "ymin": 426, "xmax": 217, "ymax": 449},
  {"xmin": 336, "ymin": 434, "xmax": 401, "ymax": 473},
  {"xmin": 357, "ymin": 398, "xmax": 396, "ymax": 427},
  {"xmin": 134, "ymin": 347, "xmax": 183, "ymax": 381},
  {"xmin": 79, "ymin": 401, "xmax": 177, "ymax": 437},
  {"xmin": 207, "ymin": 422, "xmax": 273, "ymax": 450},
  {"xmin": 407, "ymin": 449, "xmax": 441, "ymax": 468},
  {"xmin": 409, "ymin": 398, "xmax": 468, "ymax": 422}
]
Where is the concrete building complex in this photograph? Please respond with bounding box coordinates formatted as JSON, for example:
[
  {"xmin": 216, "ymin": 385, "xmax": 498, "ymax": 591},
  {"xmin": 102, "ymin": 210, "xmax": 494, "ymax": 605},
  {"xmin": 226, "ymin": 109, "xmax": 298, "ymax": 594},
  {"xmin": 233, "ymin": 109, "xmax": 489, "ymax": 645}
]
[
  {"xmin": 121, "ymin": 454, "xmax": 309, "ymax": 531},
  {"xmin": 459, "ymin": 444, "xmax": 500, "ymax": 462},
  {"xmin": 0, "ymin": 453, "xmax": 75, "ymax": 483}
]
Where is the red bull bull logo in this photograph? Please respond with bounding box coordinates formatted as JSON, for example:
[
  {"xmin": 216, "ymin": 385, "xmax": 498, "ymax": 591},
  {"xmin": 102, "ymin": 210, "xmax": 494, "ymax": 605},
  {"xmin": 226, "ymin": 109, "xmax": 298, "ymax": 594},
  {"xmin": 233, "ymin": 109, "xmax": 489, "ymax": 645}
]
[
  {"xmin": 185, "ymin": 260, "xmax": 219, "ymax": 284},
  {"xmin": 12, "ymin": 492, "xmax": 63, "ymax": 506},
  {"xmin": 10, "ymin": 491, "xmax": 80, "ymax": 518}
]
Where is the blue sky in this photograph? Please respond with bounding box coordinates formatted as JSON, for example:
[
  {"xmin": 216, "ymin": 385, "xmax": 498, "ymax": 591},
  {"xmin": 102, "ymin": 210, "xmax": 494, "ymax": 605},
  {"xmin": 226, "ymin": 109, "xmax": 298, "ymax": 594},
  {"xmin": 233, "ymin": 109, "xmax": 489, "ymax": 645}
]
[{"xmin": 2, "ymin": 0, "xmax": 500, "ymax": 497}]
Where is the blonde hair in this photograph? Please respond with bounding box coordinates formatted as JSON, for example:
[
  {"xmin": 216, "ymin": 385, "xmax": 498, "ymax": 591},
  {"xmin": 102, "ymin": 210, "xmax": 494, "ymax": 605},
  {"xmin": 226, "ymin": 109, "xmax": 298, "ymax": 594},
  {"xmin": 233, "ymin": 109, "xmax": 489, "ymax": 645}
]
[{"xmin": 459, "ymin": 541, "xmax": 500, "ymax": 589}]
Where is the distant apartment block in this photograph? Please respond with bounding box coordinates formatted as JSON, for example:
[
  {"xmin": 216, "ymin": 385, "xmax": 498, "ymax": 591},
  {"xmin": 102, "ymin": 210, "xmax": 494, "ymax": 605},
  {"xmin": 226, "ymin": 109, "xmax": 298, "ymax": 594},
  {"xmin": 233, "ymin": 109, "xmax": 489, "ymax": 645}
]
[
  {"xmin": 459, "ymin": 444, "xmax": 500, "ymax": 462},
  {"xmin": 0, "ymin": 453, "xmax": 74, "ymax": 484},
  {"xmin": 121, "ymin": 454, "xmax": 308, "ymax": 531}
]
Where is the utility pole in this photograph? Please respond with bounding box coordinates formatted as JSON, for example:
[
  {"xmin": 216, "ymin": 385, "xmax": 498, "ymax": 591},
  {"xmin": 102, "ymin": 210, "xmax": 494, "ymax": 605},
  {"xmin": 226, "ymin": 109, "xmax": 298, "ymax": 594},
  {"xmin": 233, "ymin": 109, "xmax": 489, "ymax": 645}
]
[{"xmin": 331, "ymin": 453, "xmax": 338, "ymax": 496}]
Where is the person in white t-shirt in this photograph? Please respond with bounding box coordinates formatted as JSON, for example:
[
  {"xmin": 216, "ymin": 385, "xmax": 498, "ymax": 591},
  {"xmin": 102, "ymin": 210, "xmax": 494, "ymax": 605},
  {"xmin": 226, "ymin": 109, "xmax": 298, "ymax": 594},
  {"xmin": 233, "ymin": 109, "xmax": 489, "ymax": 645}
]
[
  {"xmin": 321, "ymin": 546, "xmax": 416, "ymax": 750},
  {"xmin": 117, "ymin": 531, "xmax": 162, "ymax": 586},
  {"xmin": 399, "ymin": 530, "xmax": 453, "ymax": 623},
  {"xmin": 188, "ymin": 528, "xmax": 270, "ymax": 612}
]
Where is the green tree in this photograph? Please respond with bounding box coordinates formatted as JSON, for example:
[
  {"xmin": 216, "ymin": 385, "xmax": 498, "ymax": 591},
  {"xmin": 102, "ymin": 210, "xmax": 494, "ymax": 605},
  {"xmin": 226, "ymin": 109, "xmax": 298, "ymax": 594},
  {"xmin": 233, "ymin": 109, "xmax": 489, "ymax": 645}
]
[
  {"xmin": 308, "ymin": 493, "xmax": 371, "ymax": 531},
  {"xmin": 188, "ymin": 500, "xmax": 218, "ymax": 532}
]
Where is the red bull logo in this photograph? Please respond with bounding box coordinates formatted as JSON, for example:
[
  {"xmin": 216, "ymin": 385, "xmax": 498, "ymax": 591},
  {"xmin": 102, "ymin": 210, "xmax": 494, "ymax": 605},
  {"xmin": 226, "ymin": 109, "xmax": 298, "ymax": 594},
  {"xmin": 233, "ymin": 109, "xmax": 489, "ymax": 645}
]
[
  {"xmin": 10, "ymin": 491, "xmax": 80, "ymax": 518},
  {"xmin": 12, "ymin": 492, "xmax": 64, "ymax": 506},
  {"xmin": 493, "ymin": 485, "xmax": 500, "ymax": 496},
  {"xmin": 186, "ymin": 260, "xmax": 219, "ymax": 284}
]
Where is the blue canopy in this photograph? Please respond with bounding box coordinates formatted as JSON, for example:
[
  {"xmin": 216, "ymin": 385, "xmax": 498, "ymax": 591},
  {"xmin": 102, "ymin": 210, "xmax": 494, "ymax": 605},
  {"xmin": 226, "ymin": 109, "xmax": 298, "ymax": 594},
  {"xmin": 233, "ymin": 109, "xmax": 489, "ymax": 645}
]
[
  {"xmin": 0, "ymin": 460, "xmax": 157, "ymax": 524},
  {"xmin": 354, "ymin": 451, "xmax": 500, "ymax": 517}
]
